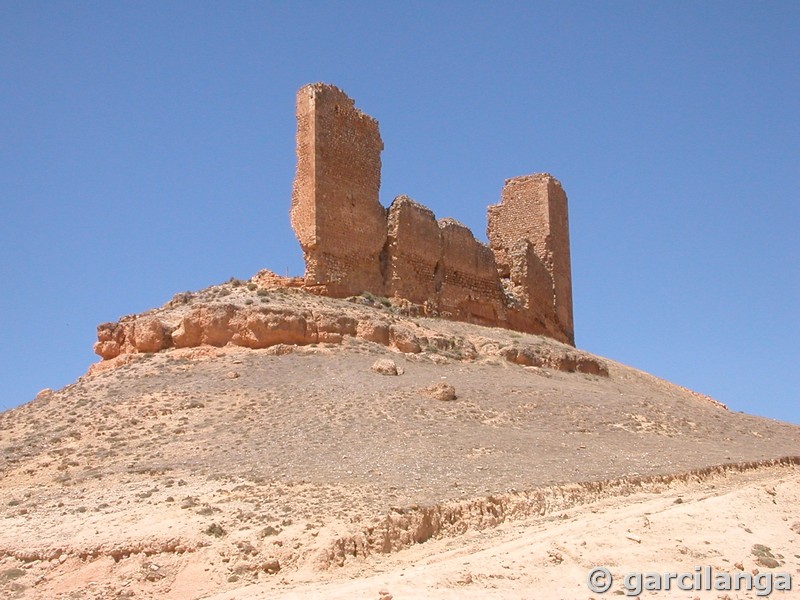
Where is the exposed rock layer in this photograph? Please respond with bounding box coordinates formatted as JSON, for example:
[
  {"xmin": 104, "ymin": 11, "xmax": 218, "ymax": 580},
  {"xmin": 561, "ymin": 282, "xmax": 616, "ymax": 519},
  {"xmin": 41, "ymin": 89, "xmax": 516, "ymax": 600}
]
[{"xmin": 93, "ymin": 292, "xmax": 606, "ymax": 377}]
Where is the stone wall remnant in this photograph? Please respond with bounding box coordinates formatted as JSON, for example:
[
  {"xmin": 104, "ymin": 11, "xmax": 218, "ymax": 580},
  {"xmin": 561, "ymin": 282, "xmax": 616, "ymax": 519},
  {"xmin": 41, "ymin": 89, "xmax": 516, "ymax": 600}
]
[
  {"xmin": 384, "ymin": 196, "xmax": 440, "ymax": 305},
  {"xmin": 290, "ymin": 83, "xmax": 575, "ymax": 345},
  {"xmin": 435, "ymin": 218, "xmax": 505, "ymax": 326},
  {"xmin": 487, "ymin": 174, "xmax": 574, "ymax": 343},
  {"xmin": 290, "ymin": 83, "xmax": 387, "ymax": 297},
  {"xmin": 384, "ymin": 197, "xmax": 505, "ymax": 327}
]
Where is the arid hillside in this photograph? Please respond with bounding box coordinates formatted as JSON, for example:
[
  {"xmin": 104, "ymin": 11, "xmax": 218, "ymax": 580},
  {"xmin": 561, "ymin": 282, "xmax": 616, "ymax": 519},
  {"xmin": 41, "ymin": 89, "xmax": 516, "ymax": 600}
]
[{"xmin": 1, "ymin": 279, "xmax": 798, "ymax": 599}]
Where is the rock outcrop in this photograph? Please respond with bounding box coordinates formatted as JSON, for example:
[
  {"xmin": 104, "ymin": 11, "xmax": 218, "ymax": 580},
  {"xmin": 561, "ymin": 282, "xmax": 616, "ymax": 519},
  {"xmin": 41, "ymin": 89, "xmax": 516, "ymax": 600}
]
[
  {"xmin": 371, "ymin": 358, "xmax": 400, "ymax": 376},
  {"xmin": 423, "ymin": 382, "xmax": 457, "ymax": 401},
  {"xmin": 92, "ymin": 287, "xmax": 607, "ymax": 377}
]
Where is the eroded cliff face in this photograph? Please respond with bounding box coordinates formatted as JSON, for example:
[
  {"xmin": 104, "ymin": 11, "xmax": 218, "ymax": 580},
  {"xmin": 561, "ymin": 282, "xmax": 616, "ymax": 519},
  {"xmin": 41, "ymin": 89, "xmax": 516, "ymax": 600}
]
[
  {"xmin": 290, "ymin": 83, "xmax": 574, "ymax": 345},
  {"xmin": 92, "ymin": 280, "xmax": 605, "ymax": 377}
]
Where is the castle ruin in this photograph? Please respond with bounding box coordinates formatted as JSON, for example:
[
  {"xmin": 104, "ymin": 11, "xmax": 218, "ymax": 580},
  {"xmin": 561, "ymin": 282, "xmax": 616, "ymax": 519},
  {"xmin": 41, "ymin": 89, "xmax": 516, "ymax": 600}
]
[{"xmin": 290, "ymin": 83, "xmax": 574, "ymax": 345}]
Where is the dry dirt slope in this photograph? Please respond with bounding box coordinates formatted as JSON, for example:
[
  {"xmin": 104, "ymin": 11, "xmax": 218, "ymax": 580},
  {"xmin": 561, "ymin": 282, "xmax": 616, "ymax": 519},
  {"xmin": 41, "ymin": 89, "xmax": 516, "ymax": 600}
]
[{"xmin": 0, "ymin": 286, "xmax": 798, "ymax": 599}]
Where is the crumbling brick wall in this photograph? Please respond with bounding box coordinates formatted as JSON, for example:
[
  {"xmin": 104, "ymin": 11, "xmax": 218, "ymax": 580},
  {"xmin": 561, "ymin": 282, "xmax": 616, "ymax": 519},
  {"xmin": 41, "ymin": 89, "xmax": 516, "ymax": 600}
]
[
  {"xmin": 385, "ymin": 197, "xmax": 505, "ymax": 326},
  {"xmin": 385, "ymin": 196, "xmax": 441, "ymax": 305},
  {"xmin": 502, "ymin": 240, "xmax": 562, "ymax": 341},
  {"xmin": 290, "ymin": 83, "xmax": 387, "ymax": 296},
  {"xmin": 436, "ymin": 219, "xmax": 505, "ymax": 325},
  {"xmin": 289, "ymin": 83, "xmax": 575, "ymax": 345}
]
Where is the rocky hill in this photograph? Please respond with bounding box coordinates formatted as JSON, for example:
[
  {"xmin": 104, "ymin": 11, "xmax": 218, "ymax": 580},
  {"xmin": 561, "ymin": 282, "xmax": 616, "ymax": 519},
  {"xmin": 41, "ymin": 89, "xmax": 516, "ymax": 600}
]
[{"xmin": 0, "ymin": 276, "xmax": 798, "ymax": 599}]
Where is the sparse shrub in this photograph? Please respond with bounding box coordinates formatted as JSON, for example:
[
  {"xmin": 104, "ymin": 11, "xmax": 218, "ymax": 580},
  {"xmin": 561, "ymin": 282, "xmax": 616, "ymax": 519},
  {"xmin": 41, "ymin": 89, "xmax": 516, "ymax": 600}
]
[
  {"xmin": 247, "ymin": 283, "xmax": 257, "ymax": 291},
  {"xmin": 244, "ymin": 299, "xmax": 253, "ymax": 305},
  {"xmin": 170, "ymin": 292, "xmax": 194, "ymax": 306},
  {"xmin": 204, "ymin": 522, "xmax": 226, "ymax": 537},
  {"xmin": 360, "ymin": 291, "xmax": 392, "ymax": 308},
  {"xmin": 180, "ymin": 496, "xmax": 198, "ymax": 509},
  {"xmin": 259, "ymin": 525, "xmax": 281, "ymax": 538},
  {"xmin": 219, "ymin": 288, "xmax": 231, "ymax": 296},
  {"xmin": 229, "ymin": 278, "xmax": 243, "ymax": 287},
  {"xmin": 257, "ymin": 289, "xmax": 269, "ymax": 296}
]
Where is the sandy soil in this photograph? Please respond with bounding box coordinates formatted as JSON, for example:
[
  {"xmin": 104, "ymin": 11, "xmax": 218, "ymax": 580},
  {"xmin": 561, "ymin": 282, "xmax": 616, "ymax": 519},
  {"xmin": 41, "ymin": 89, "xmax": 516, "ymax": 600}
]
[
  {"xmin": 225, "ymin": 465, "xmax": 800, "ymax": 600},
  {"xmin": 1, "ymin": 463, "xmax": 797, "ymax": 599},
  {"xmin": 1, "ymin": 289, "xmax": 798, "ymax": 599}
]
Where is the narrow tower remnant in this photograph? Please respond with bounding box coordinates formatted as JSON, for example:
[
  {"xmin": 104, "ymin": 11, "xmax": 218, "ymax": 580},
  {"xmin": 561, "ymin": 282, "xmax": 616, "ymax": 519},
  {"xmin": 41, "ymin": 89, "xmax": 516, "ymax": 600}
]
[
  {"xmin": 487, "ymin": 174, "xmax": 574, "ymax": 344},
  {"xmin": 289, "ymin": 83, "xmax": 575, "ymax": 345},
  {"xmin": 290, "ymin": 83, "xmax": 386, "ymax": 296}
]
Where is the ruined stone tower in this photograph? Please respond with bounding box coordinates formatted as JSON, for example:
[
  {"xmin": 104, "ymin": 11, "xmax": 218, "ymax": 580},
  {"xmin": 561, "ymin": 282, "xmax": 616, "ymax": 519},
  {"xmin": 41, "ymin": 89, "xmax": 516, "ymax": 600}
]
[
  {"xmin": 290, "ymin": 84, "xmax": 387, "ymax": 296},
  {"xmin": 289, "ymin": 83, "xmax": 575, "ymax": 346},
  {"xmin": 487, "ymin": 174, "xmax": 574, "ymax": 344}
]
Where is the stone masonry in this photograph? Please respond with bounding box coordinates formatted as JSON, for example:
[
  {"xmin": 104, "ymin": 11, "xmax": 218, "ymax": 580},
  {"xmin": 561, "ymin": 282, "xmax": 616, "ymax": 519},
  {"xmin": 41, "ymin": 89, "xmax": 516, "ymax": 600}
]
[
  {"xmin": 290, "ymin": 84, "xmax": 386, "ymax": 296},
  {"xmin": 290, "ymin": 83, "xmax": 575, "ymax": 345},
  {"xmin": 488, "ymin": 174, "xmax": 574, "ymax": 344}
]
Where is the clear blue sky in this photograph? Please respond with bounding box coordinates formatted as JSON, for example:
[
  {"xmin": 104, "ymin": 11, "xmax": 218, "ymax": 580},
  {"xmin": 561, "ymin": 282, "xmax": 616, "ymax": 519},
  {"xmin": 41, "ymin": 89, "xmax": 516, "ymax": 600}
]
[{"xmin": 1, "ymin": 2, "xmax": 798, "ymax": 424}]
